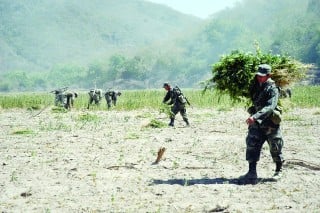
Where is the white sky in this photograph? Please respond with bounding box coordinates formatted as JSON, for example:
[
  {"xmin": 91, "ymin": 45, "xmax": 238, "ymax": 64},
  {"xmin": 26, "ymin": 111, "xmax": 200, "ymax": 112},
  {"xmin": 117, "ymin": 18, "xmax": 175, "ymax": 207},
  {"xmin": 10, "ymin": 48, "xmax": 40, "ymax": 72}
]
[{"xmin": 146, "ymin": 0, "xmax": 240, "ymax": 19}]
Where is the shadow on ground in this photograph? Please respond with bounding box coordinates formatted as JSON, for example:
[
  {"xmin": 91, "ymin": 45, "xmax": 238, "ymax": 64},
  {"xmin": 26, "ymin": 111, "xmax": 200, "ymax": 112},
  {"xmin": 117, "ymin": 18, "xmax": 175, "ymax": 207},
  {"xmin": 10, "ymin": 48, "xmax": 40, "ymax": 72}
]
[{"xmin": 151, "ymin": 177, "xmax": 277, "ymax": 186}]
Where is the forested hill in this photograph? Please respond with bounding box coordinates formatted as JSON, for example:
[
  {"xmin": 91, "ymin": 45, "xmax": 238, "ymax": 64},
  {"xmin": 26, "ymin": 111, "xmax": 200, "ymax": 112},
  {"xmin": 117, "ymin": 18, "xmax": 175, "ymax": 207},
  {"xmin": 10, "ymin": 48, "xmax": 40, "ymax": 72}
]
[
  {"xmin": 1, "ymin": 0, "xmax": 320, "ymax": 91},
  {"xmin": 0, "ymin": 0, "xmax": 201, "ymax": 73}
]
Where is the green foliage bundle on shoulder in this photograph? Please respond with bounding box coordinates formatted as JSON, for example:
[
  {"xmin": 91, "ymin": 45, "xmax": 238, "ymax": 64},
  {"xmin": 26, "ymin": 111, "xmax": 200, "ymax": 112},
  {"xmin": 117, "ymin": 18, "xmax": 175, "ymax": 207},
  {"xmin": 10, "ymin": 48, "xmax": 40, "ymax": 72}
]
[{"xmin": 205, "ymin": 46, "xmax": 311, "ymax": 102}]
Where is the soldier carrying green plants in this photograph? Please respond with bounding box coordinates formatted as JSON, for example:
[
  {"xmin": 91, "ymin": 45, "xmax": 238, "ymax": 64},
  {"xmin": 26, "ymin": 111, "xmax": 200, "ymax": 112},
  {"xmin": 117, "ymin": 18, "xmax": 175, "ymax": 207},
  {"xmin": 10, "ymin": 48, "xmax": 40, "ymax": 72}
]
[
  {"xmin": 240, "ymin": 64, "xmax": 284, "ymax": 184},
  {"xmin": 205, "ymin": 47, "xmax": 311, "ymax": 184}
]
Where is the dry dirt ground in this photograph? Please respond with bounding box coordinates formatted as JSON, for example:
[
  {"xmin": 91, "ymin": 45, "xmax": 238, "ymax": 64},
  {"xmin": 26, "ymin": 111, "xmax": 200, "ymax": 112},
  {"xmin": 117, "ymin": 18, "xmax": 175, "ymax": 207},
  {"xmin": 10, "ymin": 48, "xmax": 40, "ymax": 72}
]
[{"xmin": 0, "ymin": 107, "xmax": 319, "ymax": 212}]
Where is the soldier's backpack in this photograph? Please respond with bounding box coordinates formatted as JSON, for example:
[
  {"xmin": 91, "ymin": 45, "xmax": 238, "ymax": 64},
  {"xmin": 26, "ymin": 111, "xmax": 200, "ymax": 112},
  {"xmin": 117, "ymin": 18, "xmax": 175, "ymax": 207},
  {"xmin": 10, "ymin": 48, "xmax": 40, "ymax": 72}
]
[{"xmin": 173, "ymin": 86, "xmax": 187, "ymax": 104}]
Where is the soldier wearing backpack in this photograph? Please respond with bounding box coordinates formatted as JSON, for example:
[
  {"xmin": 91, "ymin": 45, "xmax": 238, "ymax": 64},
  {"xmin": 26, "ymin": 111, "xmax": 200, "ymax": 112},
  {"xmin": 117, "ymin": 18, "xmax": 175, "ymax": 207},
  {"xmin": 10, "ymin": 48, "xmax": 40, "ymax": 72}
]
[{"xmin": 162, "ymin": 82, "xmax": 190, "ymax": 127}]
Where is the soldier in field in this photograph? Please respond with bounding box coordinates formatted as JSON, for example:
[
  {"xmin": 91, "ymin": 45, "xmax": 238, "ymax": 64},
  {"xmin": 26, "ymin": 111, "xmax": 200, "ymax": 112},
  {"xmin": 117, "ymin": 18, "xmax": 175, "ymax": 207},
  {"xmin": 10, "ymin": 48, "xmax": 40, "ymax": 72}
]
[
  {"xmin": 87, "ymin": 89, "xmax": 102, "ymax": 109},
  {"xmin": 240, "ymin": 64, "xmax": 285, "ymax": 184},
  {"xmin": 162, "ymin": 82, "xmax": 190, "ymax": 127},
  {"xmin": 104, "ymin": 89, "xmax": 122, "ymax": 109},
  {"xmin": 64, "ymin": 91, "xmax": 78, "ymax": 109},
  {"xmin": 51, "ymin": 87, "xmax": 68, "ymax": 107}
]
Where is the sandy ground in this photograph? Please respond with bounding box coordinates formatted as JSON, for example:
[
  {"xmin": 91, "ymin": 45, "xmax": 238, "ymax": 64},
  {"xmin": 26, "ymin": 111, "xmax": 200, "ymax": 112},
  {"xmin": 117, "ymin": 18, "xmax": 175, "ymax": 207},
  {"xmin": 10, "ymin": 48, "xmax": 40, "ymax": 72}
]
[{"xmin": 0, "ymin": 106, "xmax": 319, "ymax": 212}]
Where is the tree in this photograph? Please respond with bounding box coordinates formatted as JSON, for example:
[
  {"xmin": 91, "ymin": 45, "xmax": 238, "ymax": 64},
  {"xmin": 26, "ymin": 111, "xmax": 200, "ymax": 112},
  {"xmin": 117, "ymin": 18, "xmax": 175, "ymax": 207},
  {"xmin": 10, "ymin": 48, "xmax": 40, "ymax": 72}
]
[
  {"xmin": 48, "ymin": 64, "xmax": 86, "ymax": 88},
  {"xmin": 107, "ymin": 54, "xmax": 126, "ymax": 81},
  {"xmin": 4, "ymin": 71, "xmax": 31, "ymax": 91}
]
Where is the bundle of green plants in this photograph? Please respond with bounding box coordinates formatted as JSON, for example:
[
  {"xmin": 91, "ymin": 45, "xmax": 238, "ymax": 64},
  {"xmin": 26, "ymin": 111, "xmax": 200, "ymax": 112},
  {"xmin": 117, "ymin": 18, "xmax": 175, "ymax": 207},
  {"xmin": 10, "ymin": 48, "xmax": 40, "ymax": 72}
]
[
  {"xmin": 51, "ymin": 106, "xmax": 68, "ymax": 113},
  {"xmin": 145, "ymin": 118, "xmax": 167, "ymax": 128},
  {"xmin": 204, "ymin": 46, "xmax": 311, "ymax": 102},
  {"xmin": 12, "ymin": 129, "xmax": 34, "ymax": 135},
  {"xmin": 77, "ymin": 112, "xmax": 99, "ymax": 122}
]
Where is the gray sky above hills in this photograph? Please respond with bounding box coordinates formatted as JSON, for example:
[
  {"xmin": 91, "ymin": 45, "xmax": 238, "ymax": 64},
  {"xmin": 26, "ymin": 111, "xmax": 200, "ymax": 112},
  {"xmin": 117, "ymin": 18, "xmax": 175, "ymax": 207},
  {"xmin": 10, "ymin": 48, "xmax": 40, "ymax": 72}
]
[{"xmin": 146, "ymin": 0, "xmax": 240, "ymax": 19}]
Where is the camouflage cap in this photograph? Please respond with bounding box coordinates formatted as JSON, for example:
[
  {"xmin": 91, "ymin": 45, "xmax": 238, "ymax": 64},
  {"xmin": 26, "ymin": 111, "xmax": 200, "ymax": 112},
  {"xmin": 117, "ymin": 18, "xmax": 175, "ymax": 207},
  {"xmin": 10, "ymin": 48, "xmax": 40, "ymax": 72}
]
[{"xmin": 256, "ymin": 64, "xmax": 272, "ymax": 76}]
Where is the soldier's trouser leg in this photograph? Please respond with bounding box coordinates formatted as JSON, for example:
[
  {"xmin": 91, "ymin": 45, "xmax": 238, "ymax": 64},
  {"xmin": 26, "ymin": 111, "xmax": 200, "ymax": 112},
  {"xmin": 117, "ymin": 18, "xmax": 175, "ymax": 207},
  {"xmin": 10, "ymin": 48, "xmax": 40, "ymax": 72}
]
[
  {"xmin": 245, "ymin": 126, "xmax": 266, "ymax": 162},
  {"xmin": 65, "ymin": 96, "xmax": 70, "ymax": 109},
  {"xmin": 94, "ymin": 98, "xmax": 99, "ymax": 105},
  {"xmin": 107, "ymin": 101, "xmax": 112, "ymax": 109},
  {"xmin": 241, "ymin": 127, "xmax": 263, "ymax": 182},
  {"xmin": 266, "ymin": 127, "xmax": 284, "ymax": 175},
  {"xmin": 169, "ymin": 106, "xmax": 179, "ymax": 126},
  {"xmin": 169, "ymin": 118, "xmax": 174, "ymax": 126},
  {"xmin": 55, "ymin": 95, "xmax": 63, "ymax": 106},
  {"xmin": 113, "ymin": 98, "xmax": 117, "ymax": 106},
  {"xmin": 58, "ymin": 95, "xmax": 63, "ymax": 105},
  {"xmin": 105, "ymin": 96, "xmax": 112, "ymax": 109},
  {"xmin": 266, "ymin": 127, "xmax": 284, "ymax": 163},
  {"xmin": 87, "ymin": 98, "xmax": 93, "ymax": 109},
  {"xmin": 180, "ymin": 108, "xmax": 189, "ymax": 125}
]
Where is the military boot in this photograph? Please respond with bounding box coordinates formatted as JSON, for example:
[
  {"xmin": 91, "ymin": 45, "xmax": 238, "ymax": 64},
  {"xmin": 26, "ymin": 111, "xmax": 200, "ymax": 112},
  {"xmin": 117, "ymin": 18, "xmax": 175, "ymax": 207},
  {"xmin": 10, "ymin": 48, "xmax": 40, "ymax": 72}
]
[
  {"xmin": 183, "ymin": 118, "xmax": 190, "ymax": 126},
  {"xmin": 273, "ymin": 161, "xmax": 283, "ymax": 179},
  {"xmin": 239, "ymin": 161, "xmax": 258, "ymax": 184},
  {"xmin": 168, "ymin": 118, "xmax": 174, "ymax": 127}
]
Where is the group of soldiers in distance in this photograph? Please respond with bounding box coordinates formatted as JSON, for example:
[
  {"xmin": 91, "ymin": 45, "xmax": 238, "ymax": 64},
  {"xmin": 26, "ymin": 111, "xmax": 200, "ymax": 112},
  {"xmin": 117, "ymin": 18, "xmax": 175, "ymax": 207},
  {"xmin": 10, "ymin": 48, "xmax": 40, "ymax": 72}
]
[
  {"xmin": 51, "ymin": 87, "xmax": 121, "ymax": 110},
  {"xmin": 87, "ymin": 88, "xmax": 122, "ymax": 109},
  {"xmin": 50, "ymin": 83, "xmax": 193, "ymax": 128}
]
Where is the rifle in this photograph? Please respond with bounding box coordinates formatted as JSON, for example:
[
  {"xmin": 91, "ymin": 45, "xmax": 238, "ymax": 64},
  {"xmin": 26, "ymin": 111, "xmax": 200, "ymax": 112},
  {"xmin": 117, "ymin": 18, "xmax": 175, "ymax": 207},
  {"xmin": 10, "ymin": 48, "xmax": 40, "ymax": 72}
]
[{"xmin": 175, "ymin": 86, "xmax": 191, "ymax": 106}]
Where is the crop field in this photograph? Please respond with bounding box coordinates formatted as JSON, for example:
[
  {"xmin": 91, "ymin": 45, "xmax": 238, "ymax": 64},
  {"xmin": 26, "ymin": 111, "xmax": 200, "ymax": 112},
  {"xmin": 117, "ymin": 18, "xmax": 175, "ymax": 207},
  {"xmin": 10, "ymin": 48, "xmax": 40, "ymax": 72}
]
[
  {"xmin": 0, "ymin": 86, "xmax": 319, "ymax": 212},
  {"xmin": 0, "ymin": 86, "xmax": 319, "ymax": 110}
]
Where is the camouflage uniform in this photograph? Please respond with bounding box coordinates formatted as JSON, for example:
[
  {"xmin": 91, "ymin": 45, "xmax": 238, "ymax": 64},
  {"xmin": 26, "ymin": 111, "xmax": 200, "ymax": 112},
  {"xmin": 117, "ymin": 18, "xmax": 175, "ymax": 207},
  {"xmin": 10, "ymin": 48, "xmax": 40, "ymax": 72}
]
[
  {"xmin": 65, "ymin": 92, "xmax": 78, "ymax": 109},
  {"xmin": 53, "ymin": 89, "xmax": 66, "ymax": 106},
  {"xmin": 162, "ymin": 83, "xmax": 189, "ymax": 126},
  {"xmin": 88, "ymin": 89, "xmax": 102, "ymax": 108},
  {"xmin": 105, "ymin": 89, "xmax": 121, "ymax": 109},
  {"xmin": 246, "ymin": 78, "xmax": 284, "ymax": 163},
  {"xmin": 241, "ymin": 64, "xmax": 284, "ymax": 183}
]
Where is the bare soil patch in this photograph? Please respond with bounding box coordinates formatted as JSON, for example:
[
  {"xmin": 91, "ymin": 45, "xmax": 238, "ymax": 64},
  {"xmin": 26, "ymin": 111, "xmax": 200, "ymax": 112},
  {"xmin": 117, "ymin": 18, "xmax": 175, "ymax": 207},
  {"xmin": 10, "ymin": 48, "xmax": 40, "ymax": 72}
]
[{"xmin": 1, "ymin": 107, "xmax": 319, "ymax": 212}]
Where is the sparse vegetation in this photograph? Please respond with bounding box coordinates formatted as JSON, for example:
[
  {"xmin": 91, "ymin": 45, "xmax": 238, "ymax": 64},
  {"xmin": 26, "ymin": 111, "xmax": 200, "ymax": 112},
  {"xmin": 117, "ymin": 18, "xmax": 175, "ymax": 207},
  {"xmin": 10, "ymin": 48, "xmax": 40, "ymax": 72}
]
[
  {"xmin": 1, "ymin": 102, "xmax": 319, "ymax": 211},
  {"xmin": 78, "ymin": 113, "xmax": 100, "ymax": 122},
  {"xmin": 145, "ymin": 119, "xmax": 167, "ymax": 128},
  {"xmin": 1, "ymin": 86, "xmax": 319, "ymax": 110},
  {"xmin": 12, "ymin": 129, "xmax": 34, "ymax": 135}
]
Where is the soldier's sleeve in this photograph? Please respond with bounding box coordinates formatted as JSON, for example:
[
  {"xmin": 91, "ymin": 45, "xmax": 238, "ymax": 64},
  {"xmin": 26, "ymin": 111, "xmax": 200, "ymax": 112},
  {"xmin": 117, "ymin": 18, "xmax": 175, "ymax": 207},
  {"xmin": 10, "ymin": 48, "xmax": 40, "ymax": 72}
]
[{"xmin": 163, "ymin": 92, "xmax": 170, "ymax": 103}]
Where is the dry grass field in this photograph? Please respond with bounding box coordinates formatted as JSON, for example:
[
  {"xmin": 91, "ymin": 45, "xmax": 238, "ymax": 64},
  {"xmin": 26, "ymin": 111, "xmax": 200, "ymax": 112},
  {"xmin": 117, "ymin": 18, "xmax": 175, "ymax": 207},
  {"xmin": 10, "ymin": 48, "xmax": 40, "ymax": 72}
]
[{"xmin": 1, "ymin": 107, "xmax": 319, "ymax": 212}]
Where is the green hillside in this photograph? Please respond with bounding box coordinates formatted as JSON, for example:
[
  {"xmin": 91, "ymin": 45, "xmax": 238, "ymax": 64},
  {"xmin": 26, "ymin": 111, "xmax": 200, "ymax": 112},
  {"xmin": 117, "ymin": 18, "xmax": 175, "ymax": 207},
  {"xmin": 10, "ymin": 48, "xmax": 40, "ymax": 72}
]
[
  {"xmin": 0, "ymin": 0, "xmax": 319, "ymax": 91},
  {"xmin": 178, "ymin": 0, "xmax": 320, "ymax": 85},
  {"xmin": 0, "ymin": 0, "xmax": 201, "ymax": 72}
]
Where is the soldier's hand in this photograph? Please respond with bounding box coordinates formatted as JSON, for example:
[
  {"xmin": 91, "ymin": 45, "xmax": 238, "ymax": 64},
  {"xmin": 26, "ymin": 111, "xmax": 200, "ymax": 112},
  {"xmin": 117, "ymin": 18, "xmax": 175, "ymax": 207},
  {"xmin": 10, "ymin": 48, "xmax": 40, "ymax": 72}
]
[{"xmin": 246, "ymin": 117, "xmax": 255, "ymax": 125}]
